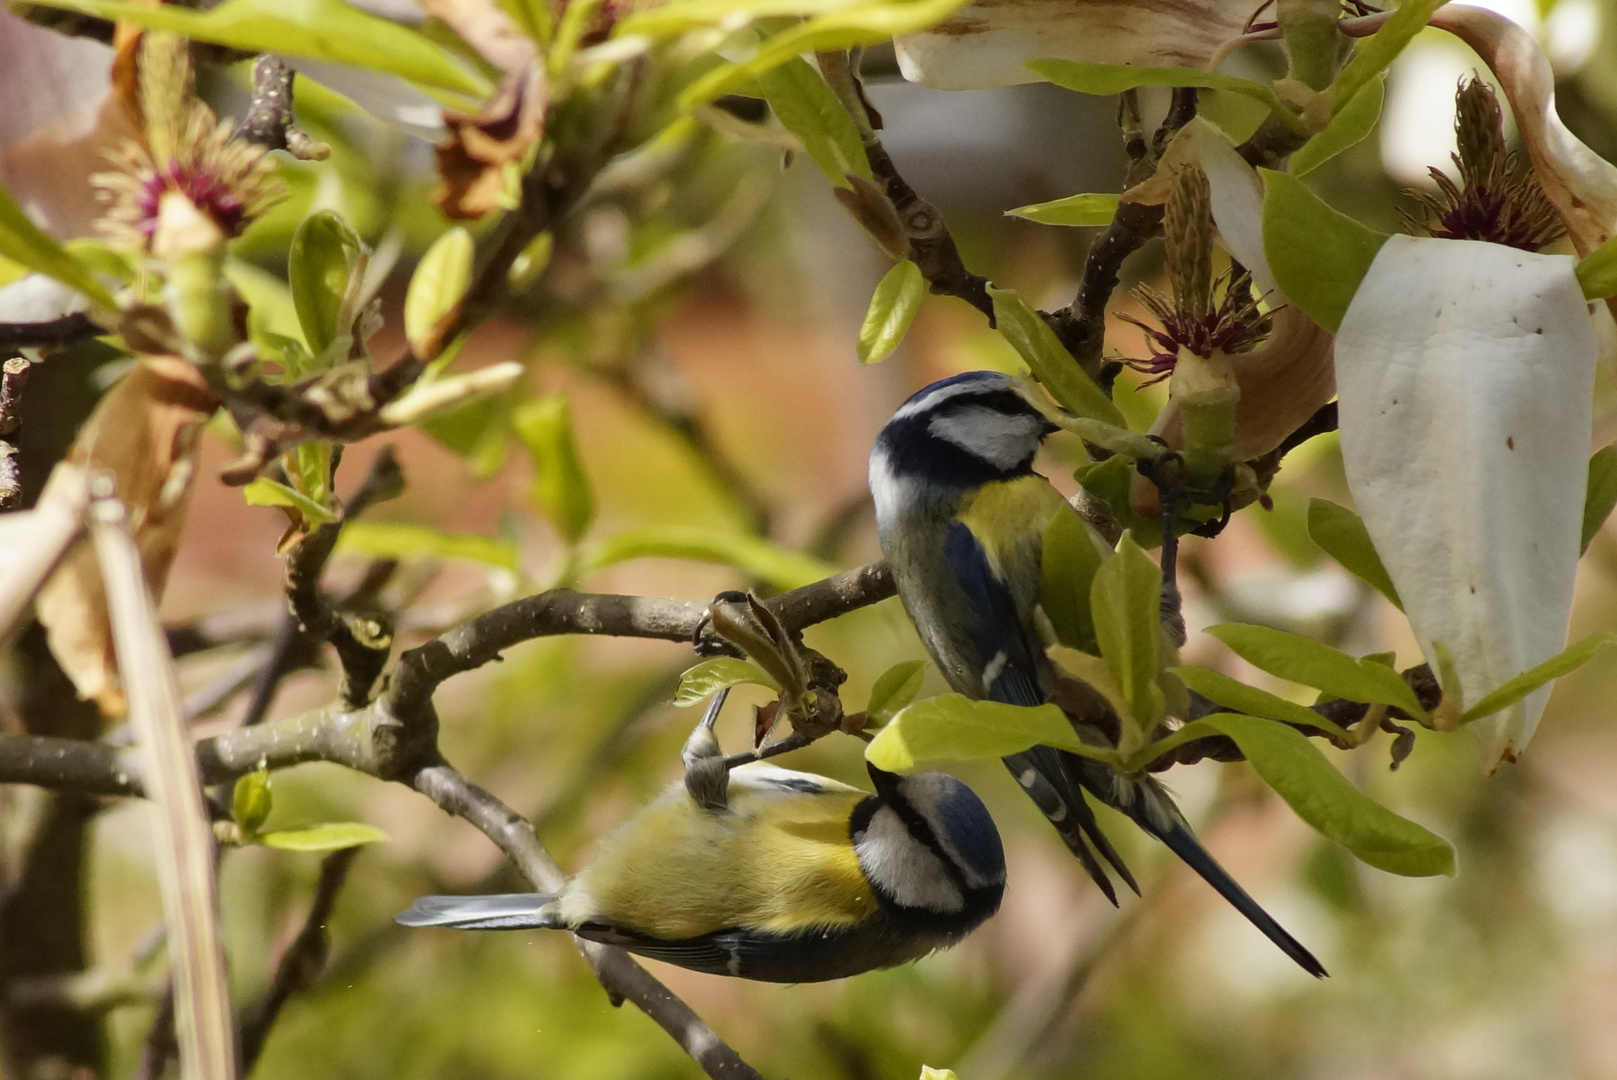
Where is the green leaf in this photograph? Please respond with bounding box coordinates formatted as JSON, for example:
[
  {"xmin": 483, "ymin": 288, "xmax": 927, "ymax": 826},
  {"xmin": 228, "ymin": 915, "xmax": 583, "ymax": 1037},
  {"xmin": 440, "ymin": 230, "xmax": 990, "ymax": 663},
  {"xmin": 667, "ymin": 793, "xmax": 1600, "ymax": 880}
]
[
  {"xmin": 1040, "ymin": 507, "xmax": 1109, "ymax": 654},
  {"xmin": 1307, "ymin": 498, "xmax": 1401, "ymax": 608},
  {"xmin": 1194, "ymin": 713, "xmax": 1454, "ymax": 876},
  {"xmin": 578, "ymin": 526, "xmax": 836, "ymax": 591},
  {"xmin": 512, "ymin": 395, "xmax": 595, "ymax": 544},
  {"xmin": 866, "ymin": 660, "xmax": 926, "ymax": 725},
  {"xmin": 1090, "ymin": 533, "xmax": 1164, "ymax": 734},
  {"xmin": 1459, "ymin": 631, "xmax": 1617, "ymax": 724},
  {"xmin": 1028, "ymin": 60, "xmax": 1303, "ymax": 133},
  {"xmin": 1207, "ymin": 623, "xmax": 1425, "ymax": 716},
  {"xmin": 987, "ymin": 285, "xmax": 1126, "ymax": 427},
  {"xmin": 289, "ymin": 210, "xmax": 363, "ymax": 357},
  {"xmin": 866, "ymin": 694, "xmax": 1086, "ymax": 773},
  {"xmin": 618, "ymin": 0, "xmax": 884, "ymax": 38},
  {"xmin": 242, "ymin": 477, "xmax": 339, "ymax": 525},
  {"xmin": 232, "ymin": 768, "xmax": 273, "ymax": 837},
  {"xmin": 756, "ymin": 56, "xmax": 871, "ymax": 185},
  {"xmin": 1582, "ymin": 446, "xmax": 1617, "ymax": 552},
  {"xmin": 1577, "ymin": 232, "xmax": 1617, "ymax": 300},
  {"xmin": 0, "ymin": 182, "xmax": 117, "ymax": 312},
  {"xmin": 1291, "ymin": 73, "xmax": 1384, "ymax": 177},
  {"xmin": 405, "ymin": 228, "xmax": 474, "ymax": 355},
  {"xmin": 1005, "ymin": 192, "xmax": 1119, "ymax": 227},
  {"xmin": 1171, "ymin": 666, "xmax": 1328, "ymax": 731},
  {"xmin": 674, "ymin": 657, "xmax": 781, "ymax": 706},
  {"xmin": 257, "ymin": 822, "xmax": 391, "ymax": 852},
  {"xmin": 1331, "ymin": 0, "xmax": 1451, "ymax": 119},
  {"xmin": 1261, "ymin": 169, "xmax": 1388, "ymax": 332},
  {"xmin": 676, "ymin": 0, "xmax": 970, "ymax": 109},
  {"xmin": 857, "ymin": 261, "xmax": 924, "ymax": 364},
  {"xmin": 1073, "ymin": 455, "xmax": 1162, "ymax": 547},
  {"xmin": 334, "ymin": 521, "xmax": 521, "ymax": 571},
  {"xmin": 25, "ymin": 0, "xmax": 489, "ymax": 97}
]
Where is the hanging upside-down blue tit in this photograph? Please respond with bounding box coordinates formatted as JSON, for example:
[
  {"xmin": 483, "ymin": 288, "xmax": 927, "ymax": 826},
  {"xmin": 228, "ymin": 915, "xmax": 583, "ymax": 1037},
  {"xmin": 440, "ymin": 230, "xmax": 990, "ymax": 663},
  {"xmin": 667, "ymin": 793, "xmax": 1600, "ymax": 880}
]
[
  {"xmin": 396, "ymin": 691, "xmax": 1006, "ymax": 982},
  {"xmin": 870, "ymin": 370, "xmax": 1325, "ymax": 978}
]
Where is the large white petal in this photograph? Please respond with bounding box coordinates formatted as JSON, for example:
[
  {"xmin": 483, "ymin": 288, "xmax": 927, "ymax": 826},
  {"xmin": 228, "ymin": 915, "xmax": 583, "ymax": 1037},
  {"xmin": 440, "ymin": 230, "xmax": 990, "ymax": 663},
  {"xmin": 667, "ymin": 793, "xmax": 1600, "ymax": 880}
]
[
  {"xmin": 894, "ymin": 0, "xmax": 1257, "ymax": 91},
  {"xmin": 1335, "ymin": 234, "xmax": 1598, "ymax": 771}
]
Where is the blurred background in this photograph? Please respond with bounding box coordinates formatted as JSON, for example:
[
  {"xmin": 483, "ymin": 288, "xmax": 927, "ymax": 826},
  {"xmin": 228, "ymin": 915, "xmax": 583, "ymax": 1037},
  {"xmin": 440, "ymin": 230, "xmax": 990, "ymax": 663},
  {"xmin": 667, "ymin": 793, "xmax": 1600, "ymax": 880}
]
[{"xmin": 8, "ymin": 1, "xmax": 1617, "ymax": 1077}]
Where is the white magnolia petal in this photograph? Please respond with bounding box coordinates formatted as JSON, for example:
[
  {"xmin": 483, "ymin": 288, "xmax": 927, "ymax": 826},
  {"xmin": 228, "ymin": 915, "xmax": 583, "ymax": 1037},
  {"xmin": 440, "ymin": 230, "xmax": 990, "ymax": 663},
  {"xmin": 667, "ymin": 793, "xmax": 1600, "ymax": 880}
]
[
  {"xmin": 893, "ymin": 0, "xmax": 1256, "ymax": 91},
  {"xmin": 0, "ymin": 274, "xmax": 87, "ymax": 324},
  {"xmin": 1336, "ymin": 234, "xmax": 1598, "ymax": 771}
]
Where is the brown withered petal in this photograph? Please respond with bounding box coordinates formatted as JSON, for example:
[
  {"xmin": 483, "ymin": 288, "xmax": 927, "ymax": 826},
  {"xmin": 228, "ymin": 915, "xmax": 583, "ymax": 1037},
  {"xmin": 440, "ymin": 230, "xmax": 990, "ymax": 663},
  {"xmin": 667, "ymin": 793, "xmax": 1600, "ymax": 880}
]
[
  {"xmin": 434, "ymin": 63, "xmax": 546, "ymax": 221},
  {"xmin": 34, "ymin": 357, "xmax": 217, "ymax": 716}
]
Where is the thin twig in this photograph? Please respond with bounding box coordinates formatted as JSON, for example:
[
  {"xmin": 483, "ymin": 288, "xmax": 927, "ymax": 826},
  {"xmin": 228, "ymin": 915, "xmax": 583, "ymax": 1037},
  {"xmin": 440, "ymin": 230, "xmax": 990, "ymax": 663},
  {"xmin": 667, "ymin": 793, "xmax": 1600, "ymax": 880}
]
[
  {"xmin": 238, "ymin": 57, "xmax": 328, "ymax": 161},
  {"xmin": 0, "ymin": 356, "xmax": 33, "ymax": 509},
  {"xmin": 0, "ymin": 313, "xmax": 98, "ymax": 351}
]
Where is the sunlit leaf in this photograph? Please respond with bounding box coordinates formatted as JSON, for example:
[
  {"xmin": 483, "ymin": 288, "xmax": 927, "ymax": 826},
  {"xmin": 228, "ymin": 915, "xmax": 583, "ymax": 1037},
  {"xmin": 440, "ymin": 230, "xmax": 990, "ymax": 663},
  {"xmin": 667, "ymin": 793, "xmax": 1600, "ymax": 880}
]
[
  {"xmin": 757, "ymin": 56, "xmax": 871, "ymax": 185},
  {"xmin": 1582, "ymin": 446, "xmax": 1617, "ymax": 551},
  {"xmin": 1460, "ymin": 631, "xmax": 1617, "ymax": 725},
  {"xmin": 674, "ymin": 657, "xmax": 780, "ymax": 707},
  {"xmin": 1028, "ymin": 59, "xmax": 1301, "ymax": 131},
  {"xmin": 1206, "ymin": 623, "xmax": 1425, "ymax": 716},
  {"xmin": 1171, "ymin": 666, "xmax": 1327, "ymax": 731},
  {"xmin": 257, "ymin": 822, "xmax": 391, "ymax": 851},
  {"xmin": 1576, "ymin": 231, "xmax": 1617, "ymax": 299},
  {"xmin": 988, "ymin": 285, "xmax": 1125, "ymax": 427},
  {"xmin": 866, "ymin": 659, "xmax": 926, "ymax": 724},
  {"xmin": 512, "ymin": 395, "xmax": 595, "ymax": 545},
  {"xmin": 335, "ymin": 521, "xmax": 521, "ymax": 571},
  {"xmin": 578, "ymin": 526, "xmax": 836, "ymax": 591},
  {"xmin": 25, "ymin": 0, "xmax": 490, "ymax": 97},
  {"xmin": 289, "ymin": 209, "xmax": 363, "ymax": 357},
  {"xmin": 1260, "ymin": 169, "xmax": 1388, "ymax": 332},
  {"xmin": 1040, "ymin": 506, "xmax": 1109, "ymax": 654},
  {"xmin": 1192, "ymin": 713, "xmax": 1455, "ymax": 876},
  {"xmin": 1307, "ymin": 498, "xmax": 1401, "ymax": 608},
  {"xmin": 1291, "ymin": 73, "xmax": 1384, "ymax": 177},
  {"xmin": 242, "ymin": 477, "xmax": 339, "ymax": 525},
  {"xmin": 866, "ymin": 694, "xmax": 1084, "ymax": 773},
  {"xmin": 0, "ymin": 182, "xmax": 117, "ymax": 312},
  {"xmin": 1331, "ymin": 0, "xmax": 1450, "ymax": 118},
  {"xmin": 232, "ymin": 768, "xmax": 273, "ymax": 837},
  {"xmin": 1090, "ymin": 533, "xmax": 1163, "ymax": 734},
  {"xmin": 405, "ymin": 228, "xmax": 474, "ymax": 355},
  {"xmin": 1005, "ymin": 192, "xmax": 1118, "ymax": 227},
  {"xmin": 857, "ymin": 260, "xmax": 924, "ymax": 364}
]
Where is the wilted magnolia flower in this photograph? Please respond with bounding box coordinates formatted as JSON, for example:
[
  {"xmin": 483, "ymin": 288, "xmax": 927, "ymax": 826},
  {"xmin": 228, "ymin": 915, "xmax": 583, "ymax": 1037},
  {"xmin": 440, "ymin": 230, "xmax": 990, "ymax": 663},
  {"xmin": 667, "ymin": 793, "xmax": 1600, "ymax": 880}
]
[{"xmin": 893, "ymin": 0, "xmax": 1259, "ymax": 91}]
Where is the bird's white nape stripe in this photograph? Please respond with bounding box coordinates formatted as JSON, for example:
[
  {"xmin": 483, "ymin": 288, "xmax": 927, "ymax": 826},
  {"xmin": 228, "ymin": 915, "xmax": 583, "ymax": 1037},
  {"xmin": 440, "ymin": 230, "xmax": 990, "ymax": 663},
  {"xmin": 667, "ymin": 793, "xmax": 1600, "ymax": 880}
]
[
  {"xmin": 855, "ymin": 807, "xmax": 966, "ymax": 912},
  {"xmin": 928, "ymin": 406, "xmax": 1045, "ymax": 470},
  {"xmin": 868, "ymin": 446, "xmax": 907, "ymax": 530},
  {"xmin": 891, "ymin": 378, "xmax": 1007, "ymax": 421}
]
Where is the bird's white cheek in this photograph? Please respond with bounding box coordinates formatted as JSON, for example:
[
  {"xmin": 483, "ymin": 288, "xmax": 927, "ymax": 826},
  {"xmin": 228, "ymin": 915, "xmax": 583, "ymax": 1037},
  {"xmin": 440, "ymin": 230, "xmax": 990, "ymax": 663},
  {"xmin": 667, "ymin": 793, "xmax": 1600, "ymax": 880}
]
[{"xmin": 856, "ymin": 809, "xmax": 965, "ymax": 913}]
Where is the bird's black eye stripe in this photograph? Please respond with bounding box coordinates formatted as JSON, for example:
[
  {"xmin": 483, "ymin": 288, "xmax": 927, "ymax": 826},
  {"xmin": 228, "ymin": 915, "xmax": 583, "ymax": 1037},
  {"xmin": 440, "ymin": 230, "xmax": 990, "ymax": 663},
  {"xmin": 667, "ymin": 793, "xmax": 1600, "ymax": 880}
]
[{"xmin": 886, "ymin": 794, "xmax": 973, "ymax": 894}]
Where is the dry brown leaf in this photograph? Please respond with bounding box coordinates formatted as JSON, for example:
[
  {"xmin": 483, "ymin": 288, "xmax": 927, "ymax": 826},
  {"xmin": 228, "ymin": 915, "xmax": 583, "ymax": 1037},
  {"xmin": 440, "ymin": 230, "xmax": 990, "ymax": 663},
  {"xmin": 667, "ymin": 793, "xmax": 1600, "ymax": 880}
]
[
  {"xmin": 434, "ymin": 63, "xmax": 546, "ymax": 221},
  {"xmin": 34, "ymin": 357, "xmax": 217, "ymax": 715}
]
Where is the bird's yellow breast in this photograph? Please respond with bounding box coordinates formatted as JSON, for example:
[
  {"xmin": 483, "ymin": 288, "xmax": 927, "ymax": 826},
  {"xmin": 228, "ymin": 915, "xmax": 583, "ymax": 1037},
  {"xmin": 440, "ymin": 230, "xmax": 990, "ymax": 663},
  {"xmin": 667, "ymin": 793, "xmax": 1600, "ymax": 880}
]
[
  {"xmin": 956, "ymin": 474, "xmax": 1068, "ymax": 574},
  {"xmin": 563, "ymin": 770, "xmax": 879, "ymax": 940}
]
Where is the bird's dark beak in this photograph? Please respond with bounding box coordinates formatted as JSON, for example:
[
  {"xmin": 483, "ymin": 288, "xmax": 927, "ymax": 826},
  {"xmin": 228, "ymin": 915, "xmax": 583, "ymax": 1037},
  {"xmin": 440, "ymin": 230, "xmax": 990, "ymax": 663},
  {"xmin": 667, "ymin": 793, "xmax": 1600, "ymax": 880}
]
[
  {"xmin": 866, "ymin": 761, "xmax": 904, "ymax": 799},
  {"xmin": 1040, "ymin": 417, "xmax": 1061, "ymax": 438}
]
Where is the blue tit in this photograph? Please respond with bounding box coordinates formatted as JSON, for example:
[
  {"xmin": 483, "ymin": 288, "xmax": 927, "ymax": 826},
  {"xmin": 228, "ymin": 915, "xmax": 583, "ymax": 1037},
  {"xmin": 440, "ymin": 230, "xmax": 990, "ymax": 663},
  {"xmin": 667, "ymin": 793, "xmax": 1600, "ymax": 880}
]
[
  {"xmin": 870, "ymin": 369, "xmax": 1325, "ymax": 978},
  {"xmin": 396, "ymin": 745, "xmax": 1005, "ymax": 983}
]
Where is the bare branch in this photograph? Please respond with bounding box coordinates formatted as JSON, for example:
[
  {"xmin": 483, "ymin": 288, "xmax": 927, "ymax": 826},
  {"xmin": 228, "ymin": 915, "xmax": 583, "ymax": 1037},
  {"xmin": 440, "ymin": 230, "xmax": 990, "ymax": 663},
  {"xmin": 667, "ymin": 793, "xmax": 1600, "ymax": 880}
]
[
  {"xmin": 238, "ymin": 57, "xmax": 329, "ymax": 162},
  {"xmin": 0, "ymin": 313, "xmax": 98, "ymax": 352}
]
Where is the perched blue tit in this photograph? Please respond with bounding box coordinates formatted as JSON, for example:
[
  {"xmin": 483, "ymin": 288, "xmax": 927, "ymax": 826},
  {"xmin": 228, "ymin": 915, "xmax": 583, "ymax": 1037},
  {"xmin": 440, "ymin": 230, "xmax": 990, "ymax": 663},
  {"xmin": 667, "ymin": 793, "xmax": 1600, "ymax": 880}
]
[
  {"xmin": 870, "ymin": 369, "xmax": 1325, "ymax": 978},
  {"xmin": 396, "ymin": 722, "xmax": 1005, "ymax": 982}
]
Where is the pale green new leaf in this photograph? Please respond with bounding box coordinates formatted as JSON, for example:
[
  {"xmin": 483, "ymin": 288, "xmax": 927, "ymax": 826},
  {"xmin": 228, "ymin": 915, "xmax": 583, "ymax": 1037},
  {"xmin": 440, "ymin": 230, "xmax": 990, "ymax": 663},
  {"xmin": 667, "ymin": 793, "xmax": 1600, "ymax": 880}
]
[
  {"xmin": 578, "ymin": 526, "xmax": 836, "ymax": 590},
  {"xmin": 1005, "ymin": 192, "xmax": 1119, "ymax": 227},
  {"xmin": 866, "ymin": 694, "xmax": 1085, "ymax": 773},
  {"xmin": 242, "ymin": 477, "xmax": 339, "ymax": 525},
  {"xmin": 25, "ymin": 0, "xmax": 489, "ymax": 97},
  {"xmin": 0, "ymin": 183, "xmax": 117, "ymax": 312},
  {"xmin": 1028, "ymin": 60, "xmax": 1301, "ymax": 132},
  {"xmin": 405, "ymin": 228, "xmax": 474, "ymax": 354},
  {"xmin": 1193, "ymin": 713, "xmax": 1454, "ymax": 876},
  {"xmin": 1291, "ymin": 73, "xmax": 1385, "ymax": 176},
  {"xmin": 258, "ymin": 822, "xmax": 391, "ymax": 851},
  {"xmin": 1577, "ymin": 232, "xmax": 1617, "ymax": 299},
  {"xmin": 513, "ymin": 396, "xmax": 595, "ymax": 544},
  {"xmin": 1261, "ymin": 169, "xmax": 1388, "ymax": 332},
  {"xmin": 1040, "ymin": 507, "xmax": 1109, "ymax": 654},
  {"xmin": 289, "ymin": 210, "xmax": 363, "ymax": 357},
  {"xmin": 757, "ymin": 57, "xmax": 871, "ymax": 184},
  {"xmin": 1090, "ymin": 533, "xmax": 1163, "ymax": 733},
  {"xmin": 232, "ymin": 769, "xmax": 273, "ymax": 837},
  {"xmin": 616, "ymin": 0, "xmax": 872, "ymax": 39},
  {"xmin": 1307, "ymin": 498, "xmax": 1401, "ymax": 607},
  {"xmin": 858, "ymin": 261, "xmax": 924, "ymax": 364},
  {"xmin": 1207, "ymin": 623, "xmax": 1425, "ymax": 716},
  {"xmin": 866, "ymin": 660, "xmax": 926, "ymax": 724},
  {"xmin": 335, "ymin": 521, "xmax": 521, "ymax": 571},
  {"xmin": 1459, "ymin": 631, "xmax": 1617, "ymax": 725},
  {"xmin": 674, "ymin": 657, "xmax": 780, "ymax": 706},
  {"xmin": 987, "ymin": 285, "xmax": 1125, "ymax": 427},
  {"xmin": 1582, "ymin": 446, "xmax": 1617, "ymax": 551},
  {"xmin": 1171, "ymin": 666, "xmax": 1327, "ymax": 731},
  {"xmin": 1331, "ymin": 0, "xmax": 1451, "ymax": 118}
]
